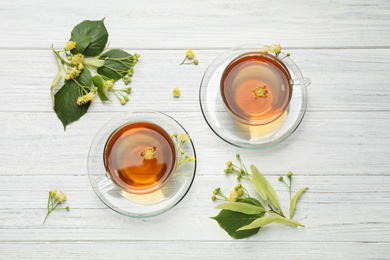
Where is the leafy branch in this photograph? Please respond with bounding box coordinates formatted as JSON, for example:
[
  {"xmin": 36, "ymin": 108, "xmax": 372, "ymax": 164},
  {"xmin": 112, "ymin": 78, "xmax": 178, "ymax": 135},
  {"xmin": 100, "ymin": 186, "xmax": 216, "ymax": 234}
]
[
  {"xmin": 211, "ymin": 154, "xmax": 308, "ymax": 239},
  {"xmin": 50, "ymin": 19, "xmax": 140, "ymax": 129}
]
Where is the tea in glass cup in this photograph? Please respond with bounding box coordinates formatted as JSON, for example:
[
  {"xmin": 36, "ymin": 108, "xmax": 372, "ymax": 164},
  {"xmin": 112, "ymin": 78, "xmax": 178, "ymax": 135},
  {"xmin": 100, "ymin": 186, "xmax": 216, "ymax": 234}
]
[
  {"xmin": 221, "ymin": 52, "xmax": 293, "ymax": 138},
  {"xmin": 104, "ymin": 122, "xmax": 176, "ymax": 194}
]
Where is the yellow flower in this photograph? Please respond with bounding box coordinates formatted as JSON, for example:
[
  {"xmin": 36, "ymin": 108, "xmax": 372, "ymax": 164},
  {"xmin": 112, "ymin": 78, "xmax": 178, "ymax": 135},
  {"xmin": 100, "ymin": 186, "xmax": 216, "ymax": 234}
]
[
  {"xmin": 105, "ymin": 80, "xmax": 114, "ymax": 90},
  {"xmin": 190, "ymin": 157, "xmax": 196, "ymax": 162},
  {"xmin": 71, "ymin": 54, "xmax": 83, "ymax": 65},
  {"xmin": 67, "ymin": 67, "xmax": 81, "ymax": 80},
  {"xmin": 54, "ymin": 190, "xmax": 67, "ymax": 202},
  {"xmin": 141, "ymin": 147, "xmax": 156, "ymax": 160},
  {"xmin": 260, "ymin": 45, "xmax": 269, "ymax": 53},
  {"xmin": 275, "ymin": 44, "xmax": 281, "ymax": 52},
  {"xmin": 67, "ymin": 41, "xmax": 76, "ymax": 50},
  {"xmin": 179, "ymin": 133, "xmax": 190, "ymax": 142},
  {"xmin": 229, "ymin": 191, "xmax": 239, "ymax": 202},
  {"xmin": 173, "ymin": 87, "xmax": 180, "ymax": 97},
  {"xmin": 77, "ymin": 91, "xmax": 96, "ymax": 106},
  {"xmin": 186, "ymin": 49, "xmax": 195, "ymax": 59},
  {"xmin": 252, "ymin": 85, "xmax": 268, "ymax": 99},
  {"xmin": 269, "ymin": 44, "xmax": 278, "ymax": 52}
]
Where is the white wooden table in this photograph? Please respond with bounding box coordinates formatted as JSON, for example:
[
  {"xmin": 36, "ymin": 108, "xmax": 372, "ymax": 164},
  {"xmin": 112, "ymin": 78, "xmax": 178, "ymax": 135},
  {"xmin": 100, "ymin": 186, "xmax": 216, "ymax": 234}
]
[{"xmin": 1, "ymin": 0, "xmax": 389, "ymax": 259}]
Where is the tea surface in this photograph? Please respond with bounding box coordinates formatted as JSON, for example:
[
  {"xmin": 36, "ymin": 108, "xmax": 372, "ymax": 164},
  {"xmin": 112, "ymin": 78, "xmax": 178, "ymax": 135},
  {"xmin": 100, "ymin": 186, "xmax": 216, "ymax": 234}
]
[
  {"xmin": 221, "ymin": 53, "xmax": 291, "ymax": 123},
  {"xmin": 104, "ymin": 122, "xmax": 175, "ymax": 192}
]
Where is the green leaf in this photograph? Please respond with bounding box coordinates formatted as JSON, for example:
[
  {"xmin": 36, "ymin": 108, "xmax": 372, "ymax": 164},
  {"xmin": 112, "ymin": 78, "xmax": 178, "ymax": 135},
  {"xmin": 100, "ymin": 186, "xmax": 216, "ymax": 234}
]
[
  {"xmin": 54, "ymin": 81, "xmax": 90, "ymax": 130},
  {"xmin": 76, "ymin": 67, "xmax": 92, "ymax": 87},
  {"xmin": 211, "ymin": 198, "xmax": 265, "ymax": 239},
  {"xmin": 50, "ymin": 69, "xmax": 63, "ymax": 109},
  {"xmin": 54, "ymin": 69, "xmax": 92, "ymax": 130},
  {"xmin": 251, "ymin": 164, "xmax": 280, "ymax": 208},
  {"xmin": 84, "ymin": 57, "xmax": 105, "ymax": 68},
  {"xmin": 237, "ymin": 215, "xmax": 305, "ymax": 231},
  {"xmin": 71, "ymin": 19, "xmax": 108, "ymax": 56},
  {"xmin": 92, "ymin": 75, "xmax": 110, "ymax": 101},
  {"xmin": 97, "ymin": 49, "xmax": 132, "ymax": 81},
  {"xmin": 290, "ymin": 187, "xmax": 308, "ymax": 218},
  {"xmin": 69, "ymin": 34, "xmax": 91, "ymax": 55},
  {"xmin": 215, "ymin": 202, "xmax": 266, "ymax": 215}
]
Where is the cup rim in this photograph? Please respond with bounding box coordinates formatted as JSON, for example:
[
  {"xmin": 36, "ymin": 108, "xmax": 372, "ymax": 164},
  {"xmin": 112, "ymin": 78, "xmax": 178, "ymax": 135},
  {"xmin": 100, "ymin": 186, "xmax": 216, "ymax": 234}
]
[
  {"xmin": 220, "ymin": 51, "xmax": 293, "ymax": 126},
  {"xmin": 103, "ymin": 121, "xmax": 177, "ymax": 195}
]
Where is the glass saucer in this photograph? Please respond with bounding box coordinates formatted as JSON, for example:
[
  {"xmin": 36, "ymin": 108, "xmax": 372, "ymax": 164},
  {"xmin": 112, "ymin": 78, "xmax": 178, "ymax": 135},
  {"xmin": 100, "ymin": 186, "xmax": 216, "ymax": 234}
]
[
  {"xmin": 88, "ymin": 111, "xmax": 196, "ymax": 218},
  {"xmin": 199, "ymin": 44, "xmax": 310, "ymax": 149}
]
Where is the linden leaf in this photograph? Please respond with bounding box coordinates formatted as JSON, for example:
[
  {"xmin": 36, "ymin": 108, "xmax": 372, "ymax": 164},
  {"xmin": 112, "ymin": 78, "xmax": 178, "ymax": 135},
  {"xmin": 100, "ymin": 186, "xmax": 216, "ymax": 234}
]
[
  {"xmin": 69, "ymin": 34, "xmax": 91, "ymax": 55},
  {"xmin": 237, "ymin": 215, "xmax": 304, "ymax": 231},
  {"xmin": 215, "ymin": 202, "xmax": 266, "ymax": 215},
  {"xmin": 92, "ymin": 75, "xmax": 110, "ymax": 102},
  {"xmin": 97, "ymin": 49, "xmax": 133, "ymax": 81},
  {"xmin": 251, "ymin": 164, "xmax": 280, "ymax": 208},
  {"xmin": 290, "ymin": 187, "xmax": 308, "ymax": 219},
  {"xmin": 211, "ymin": 198, "xmax": 265, "ymax": 239},
  {"xmin": 71, "ymin": 19, "xmax": 108, "ymax": 56},
  {"xmin": 54, "ymin": 81, "xmax": 90, "ymax": 130},
  {"xmin": 50, "ymin": 69, "xmax": 63, "ymax": 109},
  {"xmin": 54, "ymin": 68, "xmax": 92, "ymax": 130}
]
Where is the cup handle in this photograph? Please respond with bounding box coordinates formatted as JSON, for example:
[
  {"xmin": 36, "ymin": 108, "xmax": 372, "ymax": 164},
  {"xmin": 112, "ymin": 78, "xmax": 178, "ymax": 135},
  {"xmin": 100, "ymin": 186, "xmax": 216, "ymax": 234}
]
[{"xmin": 292, "ymin": 77, "xmax": 311, "ymax": 87}]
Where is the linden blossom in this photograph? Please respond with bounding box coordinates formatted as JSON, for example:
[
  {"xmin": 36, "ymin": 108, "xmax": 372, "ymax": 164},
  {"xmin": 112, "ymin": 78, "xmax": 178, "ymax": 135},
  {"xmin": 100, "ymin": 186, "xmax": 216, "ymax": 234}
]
[
  {"xmin": 50, "ymin": 19, "xmax": 141, "ymax": 129},
  {"xmin": 211, "ymin": 154, "xmax": 308, "ymax": 239},
  {"xmin": 141, "ymin": 147, "xmax": 156, "ymax": 160},
  {"xmin": 179, "ymin": 49, "xmax": 199, "ymax": 65},
  {"xmin": 43, "ymin": 190, "xmax": 70, "ymax": 224}
]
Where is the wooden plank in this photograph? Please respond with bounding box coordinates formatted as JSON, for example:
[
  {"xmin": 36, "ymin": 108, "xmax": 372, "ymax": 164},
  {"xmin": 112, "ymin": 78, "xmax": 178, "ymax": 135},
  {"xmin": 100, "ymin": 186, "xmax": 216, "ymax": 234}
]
[
  {"xmin": 0, "ymin": 111, "xmax": 389, "ymax": 176},
  {"xmin": 0, "ymin": 175, "xmax": 389, "ymax": 242},
  {"xmin": 0, "ymin": 49, "xmax": 389, "ymax": 112},
  {"xmin": 0, "ymin": 241, "xmax": 389, "ymax": 259},
  {"xmin": 0, "ymin": 0, "xmax": 389, "ymax": 49}
]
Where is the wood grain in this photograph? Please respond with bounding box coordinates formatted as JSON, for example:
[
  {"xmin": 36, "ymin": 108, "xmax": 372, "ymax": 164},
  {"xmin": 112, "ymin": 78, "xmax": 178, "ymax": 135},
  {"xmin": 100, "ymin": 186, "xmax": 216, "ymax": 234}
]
[
  {"xmin": 0, "ymin": 241, "xmax": 389, "ymax": 259},
  {"xmin": 1, "ymin": 0, "xmax": 390, "ymax": 258},
  {"xmin": 0, "ymin": 0, "xmax": 389, "ymax": 49}
]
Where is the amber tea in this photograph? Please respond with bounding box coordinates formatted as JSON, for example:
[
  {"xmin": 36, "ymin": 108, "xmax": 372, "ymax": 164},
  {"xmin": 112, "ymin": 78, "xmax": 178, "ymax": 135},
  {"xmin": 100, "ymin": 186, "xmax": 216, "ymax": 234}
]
[
  {"xmin": 221, "ymin": 52, "xmax": 292, "ymax": 125},
  {"xmin": 104, "ymin": 122, "xmax": 176, "ymax": 194}
]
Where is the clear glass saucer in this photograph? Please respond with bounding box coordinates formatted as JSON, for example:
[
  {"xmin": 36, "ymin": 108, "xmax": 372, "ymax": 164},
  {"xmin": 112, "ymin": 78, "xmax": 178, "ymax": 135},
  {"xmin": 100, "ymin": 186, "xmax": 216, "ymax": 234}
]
[
  {"xmin": 199, "ymin": 44, "xmax": 310, "ymax": 149},
  {"xmin": 88, "ymin": 111, "xmax": 196, "ymax": 218}
]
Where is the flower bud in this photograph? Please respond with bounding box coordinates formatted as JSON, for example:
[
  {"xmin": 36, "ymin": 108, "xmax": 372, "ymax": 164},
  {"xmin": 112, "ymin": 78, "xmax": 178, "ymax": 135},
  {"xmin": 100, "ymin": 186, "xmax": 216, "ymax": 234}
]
[
  {"xmin": 185, "ymin": 154, "xmax": 189, "ymax": 158},
  {"xmin": 66, "ymin": 206, "xmax": 70, "ymax": 210},
  {"xmin": 194, "ymin": 59, "xmax": 198, "ymax": 65},
  {"xmin": 120, "ymin": 99, "xmax": 126, "ymax": 105},
  {"xmin": 226, "ymin": 161, "xmax": 232, "ymax": 166},
  {"xmin": 236, "ymin": 154, "xmax": 240, "ymax": 158},
  {"xmin": 213, "ymin": 190, "xmax": 217, "ymax": 195},
  {"xmin": 224, "ymin": 169, "xmax": 228, "ymax": 174},
  {"xmin": 124, "ymin": 96, "xmax": 129, "ymax": 101},
  {"xmin": 278, "ymin": 176, "xmax": 283, "ymax": 181},
  {"xmin": 67, "ymin": 56, "xmax": 72, "ymax": 61},
  {"xmin": 211, "ymin": 195, "xmax": 216, "ymax": 201},
  {"xmin": 287, "ymin": 171, "xmax": 293, "ymax": 178},
  {"xmin": 173, "ymin": 133, "xmax": 178, "ymax": 137}
]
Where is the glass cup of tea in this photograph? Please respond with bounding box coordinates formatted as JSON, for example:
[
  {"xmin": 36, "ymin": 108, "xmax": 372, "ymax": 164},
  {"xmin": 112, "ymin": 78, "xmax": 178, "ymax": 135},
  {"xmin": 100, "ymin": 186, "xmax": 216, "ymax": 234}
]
[
  {"xmin": 220, "ymin": 51, "xmax": 310, "ymax": 138},
  {"xmin": 104, "ymin": 121, "xmax": 177, "ymax": 195},
  {"xmin": 88, "ymin": 111, "xmax": 196, "ymax": 217}
]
